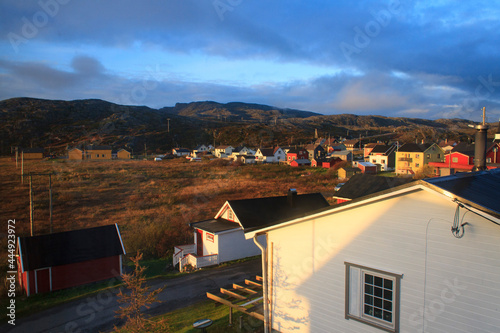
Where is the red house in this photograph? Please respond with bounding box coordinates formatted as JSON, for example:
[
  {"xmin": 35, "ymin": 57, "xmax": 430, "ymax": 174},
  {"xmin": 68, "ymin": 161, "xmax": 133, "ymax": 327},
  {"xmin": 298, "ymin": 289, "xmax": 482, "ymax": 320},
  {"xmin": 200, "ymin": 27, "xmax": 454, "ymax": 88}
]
[
  {"xmin": 17, "ymin": 224, "xmax": 126, "ymax": 296},
  {"xmin": 322, "ymin": 157, "xmax": 343, "ymax": 169},
  {"xmin": 290, "ymin": 158, "xmax": 311, "ymax": 167},
  {"xmin": 286, "ymin": 148, "xmax": 309, "ymax": 164}
]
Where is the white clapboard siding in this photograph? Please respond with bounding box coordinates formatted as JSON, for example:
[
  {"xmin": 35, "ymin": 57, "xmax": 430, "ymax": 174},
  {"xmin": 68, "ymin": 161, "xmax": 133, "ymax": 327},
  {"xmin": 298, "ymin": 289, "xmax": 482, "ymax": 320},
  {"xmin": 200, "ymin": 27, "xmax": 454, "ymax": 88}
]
[{"xmin": 268, "ymin": 189, "xmax": 500, "ymax": 332}]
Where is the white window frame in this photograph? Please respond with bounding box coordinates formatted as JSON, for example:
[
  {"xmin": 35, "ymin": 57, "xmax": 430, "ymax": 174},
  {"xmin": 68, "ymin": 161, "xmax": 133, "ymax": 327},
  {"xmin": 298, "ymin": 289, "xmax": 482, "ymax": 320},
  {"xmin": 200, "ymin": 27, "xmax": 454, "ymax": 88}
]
[{"xmin": 345, "ymin": 262, "xmax": 401, "ymax": 333}]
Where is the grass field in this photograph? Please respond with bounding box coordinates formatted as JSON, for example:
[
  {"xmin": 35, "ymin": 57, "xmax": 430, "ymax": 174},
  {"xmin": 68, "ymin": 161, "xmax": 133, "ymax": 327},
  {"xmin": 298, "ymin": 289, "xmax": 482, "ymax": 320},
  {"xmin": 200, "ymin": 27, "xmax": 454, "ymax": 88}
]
[{"xmin": 0, "ymin": 156, "xmax": 342, "ymax": 298}]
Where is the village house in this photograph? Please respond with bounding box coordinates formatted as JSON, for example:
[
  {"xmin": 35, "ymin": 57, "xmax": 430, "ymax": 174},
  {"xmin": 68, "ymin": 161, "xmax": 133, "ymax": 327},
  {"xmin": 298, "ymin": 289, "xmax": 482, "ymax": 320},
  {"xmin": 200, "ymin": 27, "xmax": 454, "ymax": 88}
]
[
  {"xmin": 244, "ymin": 169, "xmax": 500, "ymax": 333},
  {"xmin": 290, "ymin": 159, "xmax": 311, "ymax": 167},
  {"xmin": 395, "ymin": 143, "xmax": 444, "ymax": 175},
  {"xmin": 331, "ymin": 150, "xmax": 353, "ymax": 162},
  {"xmin": 337, "ymin": 166, "xmax": 361, "ymax": 179},
  {"xmin": 20, "ymin": 147, "xmax": 45, "ymax": 160},
  {"xmin": 213, "ymin": 145, "xmax": 234, "ymax": 158},
  {"xmin": 368, "ymin": 144, "xmax": 397, "ymax": 171},
  {"xmin": 286, "ymin": 147, "xmax": 309, "ymax": 164},
  {"xmin": 438, "ymin": 139, "xmax": 458, "ymax": 153},
  {"xmin": 363, "ymin": 143, "xmax": 383, "ymax": 159},
  {"xmin": 85, "ymin": 145, "xmax": 112, "ymax": 160},
  {"xmin": 321, "ymin": 157, "xmax": 343, "ymax": 169},
  {"xmin": 304, "ymin": 144, "xmax": 326, "ymax": 160},
  {"xmin": 353, "ymin": 161, "xmax": 378, "ymax": 174},
  {"xmin": 255, "ymin": 147, "xmax": 286, "ymax": 163},
  {"xmin": 173, "ymin": 190, "xmax": 329, "ymax": 271},
  {"xmin": 194, "ymin": 144, "xmax": 210, "ymax": 153},
  {"xmin": 241, "ymin": 155, "xmax": 256, "ymax": 164},
  {"xmin": 68, "ymin": 147, "xmax": 84, "ymax": 160},
  {"xmin": 116, "ymin": 148, "xmax": 131, "ymax": 159},
  {"xmin": 343, "ymin": 139, "xmax": 361, "ymax": 150},
  {"xmin": 172, "ymin": 148, "xmax": 191, "ymax": 157},
  {"xmin": 429, "ymin": 142, "xmax": 500, "ymax": 175},
  {"xmin": 230, "ymin": 145, "xmax": 254, "ymax": 159},
  {"xmin": 17, "ymin": 224, "xmax": 126, "ymax": 296},
  {"xmin": 310, "ymin": 157, "xmax": 326, "ymax": 168}
]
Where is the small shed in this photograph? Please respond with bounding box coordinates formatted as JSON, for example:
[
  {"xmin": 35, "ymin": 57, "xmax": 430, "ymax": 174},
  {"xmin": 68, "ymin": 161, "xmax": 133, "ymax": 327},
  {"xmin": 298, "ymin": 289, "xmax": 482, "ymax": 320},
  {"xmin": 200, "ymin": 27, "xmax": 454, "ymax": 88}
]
[
  {"xmin": 68, "ymin": 148, "xmax": 84, "ymax": 160},
  {"xmin": 17, "ymin": 224, "xmax": 126, "ymax": 296},
  {"xmin": 338, "ymin": 166, "xmax": 361, "ymax": 179},
  {"xmin": 117, "ymin": 149, "xmax": 131, "ymax": 159}
]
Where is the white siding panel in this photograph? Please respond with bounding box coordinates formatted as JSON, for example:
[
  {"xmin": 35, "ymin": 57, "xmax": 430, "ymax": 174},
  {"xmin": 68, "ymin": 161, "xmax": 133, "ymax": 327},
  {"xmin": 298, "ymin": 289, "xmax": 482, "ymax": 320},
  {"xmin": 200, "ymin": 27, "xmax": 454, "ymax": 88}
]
[
  {"xmin": 217, "ymin": 230, "xmax": 262, "ymax": 263},
  {"xmin": 268, "ymin": 189, "xmax": 500, "ymax": 332}
]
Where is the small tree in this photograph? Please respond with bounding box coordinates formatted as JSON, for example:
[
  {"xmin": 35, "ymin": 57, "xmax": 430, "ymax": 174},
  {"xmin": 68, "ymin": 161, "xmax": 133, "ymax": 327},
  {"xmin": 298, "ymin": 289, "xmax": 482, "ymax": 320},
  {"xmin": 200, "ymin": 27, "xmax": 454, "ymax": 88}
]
[{"xmin": 115, "ymin": 252, "xmax": 165, "ymax": 332}]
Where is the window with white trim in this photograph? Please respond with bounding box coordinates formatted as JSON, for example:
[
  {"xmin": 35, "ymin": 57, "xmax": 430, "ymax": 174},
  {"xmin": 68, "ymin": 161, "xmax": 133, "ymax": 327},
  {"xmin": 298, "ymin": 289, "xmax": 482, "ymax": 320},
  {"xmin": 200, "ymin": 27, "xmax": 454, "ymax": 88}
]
[{"xmin": 345, "ymin": 262, "xmax": 401, "ymax": 332}]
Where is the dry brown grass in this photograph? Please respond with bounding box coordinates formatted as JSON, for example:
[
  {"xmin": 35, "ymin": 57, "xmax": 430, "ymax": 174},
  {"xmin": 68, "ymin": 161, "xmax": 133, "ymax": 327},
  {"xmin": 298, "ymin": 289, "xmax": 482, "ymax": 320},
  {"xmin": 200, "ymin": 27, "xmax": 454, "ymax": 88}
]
[{"xmin": 0, "ymin": 157, "xmax": 339, "ymax": 263}]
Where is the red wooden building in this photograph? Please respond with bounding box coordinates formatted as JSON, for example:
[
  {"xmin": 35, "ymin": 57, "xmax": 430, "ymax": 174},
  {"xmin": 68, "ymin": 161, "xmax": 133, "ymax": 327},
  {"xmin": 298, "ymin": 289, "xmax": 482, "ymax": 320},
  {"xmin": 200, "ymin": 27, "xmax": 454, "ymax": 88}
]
[
  {"xmin": 286, "ymin": 148, "xmax": 309, "ymax": 164},
  {"xmin": 17, "ymin": 224, "xmax": 126, "ymax": 296}
]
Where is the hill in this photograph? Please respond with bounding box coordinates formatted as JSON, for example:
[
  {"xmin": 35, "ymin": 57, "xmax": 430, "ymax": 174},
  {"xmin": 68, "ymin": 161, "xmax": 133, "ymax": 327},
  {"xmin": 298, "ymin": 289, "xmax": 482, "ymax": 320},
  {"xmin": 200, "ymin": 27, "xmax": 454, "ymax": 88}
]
[{"xmin": 0, "ymin": 97, "xmax": 487, "ymax": 154}]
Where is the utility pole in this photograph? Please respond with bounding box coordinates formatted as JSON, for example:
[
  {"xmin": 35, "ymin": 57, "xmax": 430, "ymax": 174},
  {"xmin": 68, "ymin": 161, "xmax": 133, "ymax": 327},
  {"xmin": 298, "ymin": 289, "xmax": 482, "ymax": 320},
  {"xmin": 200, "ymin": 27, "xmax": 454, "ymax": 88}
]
[
  {"xmin": 15, "ymin": 147, "xmax": 18, "ymax": 168},
  {"xmin": 167, "ymin": 118, "xmax": 170, "ymax": 133},
  {"xmin": 144, "ymin": 143, "xmax": 147, "ymax": 159},
  {"xmin": 49, "ymin": 174, "xmax": 53, "ymax": 234},
  {"xmin": 21, "ymin": 152, "xmax": 24, "ymax": 184},
  {"xmin": 29, "ymin": 173, "xmax": 33, "ymax": 236}
]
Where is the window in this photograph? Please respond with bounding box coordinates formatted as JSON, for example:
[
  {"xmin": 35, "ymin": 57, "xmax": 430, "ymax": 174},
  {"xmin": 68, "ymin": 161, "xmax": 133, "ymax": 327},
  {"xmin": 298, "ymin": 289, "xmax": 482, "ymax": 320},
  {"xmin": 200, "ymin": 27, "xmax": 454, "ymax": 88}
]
[
  {"xmin": 206, "ymin": 233, "xmax": 214, "ymax": 242},
  {"xmin": 452, "ymin": 157, "xmax": 458, "ymax": 163},
  {"xmin": 345, "ymin": 262, "xmax": 401, "ymax": 332},
  {"xmin": 227, "ymin": 209, "xmax": 234, "ymax": 221},
  {"xmin": 487, "ymin": 158, "xmax": 492, "ymax": 163}
]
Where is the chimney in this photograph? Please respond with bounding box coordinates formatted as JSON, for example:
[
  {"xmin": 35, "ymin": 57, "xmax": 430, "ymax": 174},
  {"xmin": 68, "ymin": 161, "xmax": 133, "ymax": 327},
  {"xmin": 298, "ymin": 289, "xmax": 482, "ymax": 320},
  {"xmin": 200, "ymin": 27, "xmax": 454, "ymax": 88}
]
[
  {"xmin": 471, "ymin": 107, "xmax": 489, "ymax": 171},
  {"xmin": 287, "ymin": 188, "xmax": 297, "ymax": 207}
]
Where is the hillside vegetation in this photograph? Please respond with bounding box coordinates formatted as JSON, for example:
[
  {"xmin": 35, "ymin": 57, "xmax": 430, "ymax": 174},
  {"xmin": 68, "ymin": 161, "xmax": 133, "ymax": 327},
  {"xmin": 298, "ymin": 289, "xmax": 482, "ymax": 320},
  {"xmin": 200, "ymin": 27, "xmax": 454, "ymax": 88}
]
[{"xmin": 0, "ymin": 98, "xmax": 488, "ymax": 156}]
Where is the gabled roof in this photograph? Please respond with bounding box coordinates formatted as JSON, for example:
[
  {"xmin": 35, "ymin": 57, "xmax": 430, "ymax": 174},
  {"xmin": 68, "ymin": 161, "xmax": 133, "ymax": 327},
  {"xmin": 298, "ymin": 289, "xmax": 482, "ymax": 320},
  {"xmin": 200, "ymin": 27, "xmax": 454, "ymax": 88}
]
[
  {"xmin": 246, "ymin": 169, "xmax": 500, "ymax": 238},
  {"xmin": 292, "ymin": 159, "xmax": 311, "ymax": 164},
  {"xmin": 287, "ymin": 148, "xmax": 306, "ymax": 154},
  {"xmin": 258, "ymin": 148, "xmax": 275, "ymax": 157},
  {"xmin": 227, "ymin": 193, "xmax": 329, "ymax": 233},
  {"xmin": 18, "ymin": 224, "xmax": 125, "ymax": 272},
  {"xmin": 364, "ymin": 143, "xmax": 380, "ymax": 149},
  {"xmin": 215, "ymin": 145, "xmax": 232, "ymax": 149},
  {"xmin": 369, "ymin": 144, "xmax": 396, "ymax": 155},
  {"xmin": 397, "ymin": 143, "xmax": 431, "ymax": 153},
  {"xmin": 331, "ymin": 150, "xmax": 352, "ymax": 156},
  {"xmin": 117, "ymin": 148, "xmax": 130, "ymax": 153},
  {"xmin": 357, "ymin": 161, "xmax": 376, "ymax": 167},
  {"xmin": 334, "ymin": 174, "xmax": 414, "ymax": 201},
  {"xmin": 68, "ymin": 147, "xmax": 83, "ymax": 152},
  {"xmin": 86, "ymin": 145, "xmax": 112, "ymax": 151},
  {"xmin": 190, "ymin": 219, "xmax": 241, "ymax": 233},
  {"xmin": 173, "ymin": 148, "xmax": 191, "ymax": 152}
]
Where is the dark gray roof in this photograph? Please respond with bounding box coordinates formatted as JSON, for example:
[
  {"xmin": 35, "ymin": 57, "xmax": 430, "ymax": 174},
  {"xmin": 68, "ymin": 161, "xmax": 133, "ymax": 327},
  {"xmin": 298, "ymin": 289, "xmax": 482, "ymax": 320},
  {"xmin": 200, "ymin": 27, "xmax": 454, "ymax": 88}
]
[
  {"xmin": 190, "ymin": 219, "xmax": 241, "ymax": 233},
  {"xmin": 334, "ymin": 174, "xmax": 414, "ymax": 200},
  {"xmin": 18, "ymin": 224, "xmax": 125, "ymax": 272},
  {"xmin": 370, "ymin": 144, "xmax": 396, "ymax": 155},
  {"xmin": 398, "ymin": 143, "xmax": 432, "ymax": 152},
  {"xmin": 229, "ymin": 193, "xmax": 329, "ymax": 233},
  {"xmin": 424, "ymin": 169, "xmax": 500, "ymax": 218}
]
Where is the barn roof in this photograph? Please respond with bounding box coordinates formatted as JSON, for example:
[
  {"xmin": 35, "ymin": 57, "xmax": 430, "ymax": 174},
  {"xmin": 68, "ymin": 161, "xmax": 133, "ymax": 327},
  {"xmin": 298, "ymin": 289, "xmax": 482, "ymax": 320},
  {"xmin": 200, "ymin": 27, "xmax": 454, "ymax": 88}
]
[
  {"xmin": 228, "ymin": 192, "xmax": 329, "ymax": 233},
  {"xmin": 18, "ymin": 224, "xmax": 125, "ymax": 272}
]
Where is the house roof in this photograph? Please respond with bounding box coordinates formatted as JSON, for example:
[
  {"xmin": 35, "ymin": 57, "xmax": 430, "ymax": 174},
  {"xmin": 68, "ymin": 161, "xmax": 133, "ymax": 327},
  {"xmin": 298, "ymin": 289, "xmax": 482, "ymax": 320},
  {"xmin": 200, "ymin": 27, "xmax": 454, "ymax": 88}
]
[
  {"xmin": 246, "ymin": 169, "xmax": 500, "ymax": 237},
  {"xmin": 334, "ymin": 174, "xmax": 414, "ymax": 200},
  {"xmin": 369, "ymin": 144, "xmax": 396, "ymax": 155},
  {"xmin": 22, "ymin": 148, "xmax": 44, "ymax": 153},
  {"xmin": 424, "ymin": 169, "xmax": 500, "ymax": 218},
  {"xmin": 356, "ymin": 161, "xmax": 376, "ymax": 167},
  {"xmin": 173, "ymin": 148, "xmax": 191, "ymax": 152},
  {"xmin": 292, "ymin": 159, "xmax": 311, "ymax": 164},
  {"xmin": 287, "ymin": 148, "xmax": 306, "ymax": 154},
  {"xmin": 18, "ymin": 224, "xmax": 125, "ymax": 272},
  {"xmin": 343, "ymin": 139, "xmax": 359, "ymax": 146},
  {"xmin": 258, "ymin": 148, "xmax": 275, "ymax": 157},
  {"xmin": 68, "ymin": 147, "xmax": 83, "ymax": 152},
  {"xmin": 117, "ymin": 148, "xmax": 130, "ymax": 153},
  {"xmin": 364, "ymin": 143, "xmax": 380, "ymax": 148},
  {"xmin": 228, "ymin": 193, "xmax": 329, "ymax": 233},
  {"xmin": 85, "ymin": 145, "xmax": 112, "ymax": 151},
  {"xmin": 215, "ymin": 145, "xmax": 232, "ymax": 149},
  {"xmin": 190, "ymin": 219, "xmax": 241, "ymax": 233},
  {"xmin": 331, "ymin": 150, "xmax": 352, "ymax": 156},
  {"xmin": 397, "ymin": 143, "xmax": 431, "ymax": 152}
]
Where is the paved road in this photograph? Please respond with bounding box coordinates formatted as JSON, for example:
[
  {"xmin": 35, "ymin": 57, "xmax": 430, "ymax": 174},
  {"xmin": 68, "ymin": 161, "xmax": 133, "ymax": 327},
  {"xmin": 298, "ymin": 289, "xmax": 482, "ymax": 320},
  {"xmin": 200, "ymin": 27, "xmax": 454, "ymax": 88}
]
[{"xmin": 1, "ymin": 259, "xmax": 261, "ymax": 333}]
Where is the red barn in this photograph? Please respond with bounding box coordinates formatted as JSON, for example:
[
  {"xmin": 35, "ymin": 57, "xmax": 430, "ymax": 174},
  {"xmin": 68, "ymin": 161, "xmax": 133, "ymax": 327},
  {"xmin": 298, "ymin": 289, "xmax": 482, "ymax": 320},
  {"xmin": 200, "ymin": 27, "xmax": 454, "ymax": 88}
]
[{"xmin": 17, "ymin": 224, "xmax": 126, "ymax": 296}]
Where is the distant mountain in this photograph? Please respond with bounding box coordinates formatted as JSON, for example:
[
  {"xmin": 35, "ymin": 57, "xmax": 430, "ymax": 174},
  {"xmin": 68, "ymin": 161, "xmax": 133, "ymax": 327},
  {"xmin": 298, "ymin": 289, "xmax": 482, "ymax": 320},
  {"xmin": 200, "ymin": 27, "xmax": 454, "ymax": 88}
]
[
  {"xmin": 0, "ymin": 97, "xmax": 488, "ymax": 155},
  {"xmin": 160, "ymin": 101, "xmax": 321, "ymax": 122}
]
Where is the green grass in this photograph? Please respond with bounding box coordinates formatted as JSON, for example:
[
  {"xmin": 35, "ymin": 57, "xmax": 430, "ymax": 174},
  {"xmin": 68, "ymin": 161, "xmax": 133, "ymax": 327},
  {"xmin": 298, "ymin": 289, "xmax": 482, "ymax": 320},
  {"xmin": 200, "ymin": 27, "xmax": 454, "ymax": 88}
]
[{"xmin": 153, "ymin": 300, "xmax": 264, "ymax": 333}]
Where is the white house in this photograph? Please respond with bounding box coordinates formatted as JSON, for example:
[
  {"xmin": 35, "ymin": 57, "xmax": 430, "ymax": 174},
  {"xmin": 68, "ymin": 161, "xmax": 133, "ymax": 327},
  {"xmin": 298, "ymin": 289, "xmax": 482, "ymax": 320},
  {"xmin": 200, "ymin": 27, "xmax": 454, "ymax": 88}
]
[
  {"xmin": 368, "ymin": 144, "xmax": 397, "ymax": 171},
  {"xmin": 245, "ymin": 169, "xmax": 500, "ymax": 333},
  {"xmin": 172, "ymin": 148, "xmax": 190, "ymax": 157},
  {"xmin": 194, "ymin": 145, "xmax": 209, "ymax": 153},
  {"xmin": 214, "ymin": 145, "xmax": 234, "ymax": 158},
  {"xmin": 255, "ymin": 147, "xmax": 286, "ymax": 163},
  {"xmin": 173, "ymin": 190, "xmax": 329, "ymax": 271}
]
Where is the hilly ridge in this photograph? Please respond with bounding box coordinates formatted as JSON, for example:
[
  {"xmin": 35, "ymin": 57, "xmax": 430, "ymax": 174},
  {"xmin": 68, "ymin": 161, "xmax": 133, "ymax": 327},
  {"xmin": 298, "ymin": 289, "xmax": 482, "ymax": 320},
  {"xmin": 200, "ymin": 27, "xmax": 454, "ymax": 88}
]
[{"xmin": 0, "ymin": 97, "xmax": 485, "ymax": 154}]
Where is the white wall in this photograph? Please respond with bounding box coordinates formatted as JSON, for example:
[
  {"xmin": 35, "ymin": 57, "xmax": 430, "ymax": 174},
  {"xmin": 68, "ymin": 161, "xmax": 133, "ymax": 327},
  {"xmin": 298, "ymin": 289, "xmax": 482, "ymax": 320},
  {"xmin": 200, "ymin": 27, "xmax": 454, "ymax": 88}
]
[
  {"xmin": 218, "ymin": 229, "xmax": 264, "ymax": 263},
  {"xmin": 267, "ymin": 190, "xmax": 500, "ymax": 332},
  {"xmin": 202, "ymin": 230, "xmax": 219, "ymax": 256}
]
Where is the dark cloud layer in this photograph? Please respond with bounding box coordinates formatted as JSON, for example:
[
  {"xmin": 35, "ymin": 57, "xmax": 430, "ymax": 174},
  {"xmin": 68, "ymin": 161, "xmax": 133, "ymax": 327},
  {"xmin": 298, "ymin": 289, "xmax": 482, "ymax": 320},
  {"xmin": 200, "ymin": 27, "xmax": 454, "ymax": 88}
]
[{"xmin": 0, "ymin": 1, "xmax": 499, "ymax": 120}]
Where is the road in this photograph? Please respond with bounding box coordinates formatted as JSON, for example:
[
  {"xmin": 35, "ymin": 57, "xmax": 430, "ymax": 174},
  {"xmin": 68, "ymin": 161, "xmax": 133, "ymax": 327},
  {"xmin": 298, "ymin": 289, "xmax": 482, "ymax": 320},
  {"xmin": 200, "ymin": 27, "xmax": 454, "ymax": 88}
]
[{"xmin": 0, "ymin": 259, "xmax": 261, "ymax": 333}]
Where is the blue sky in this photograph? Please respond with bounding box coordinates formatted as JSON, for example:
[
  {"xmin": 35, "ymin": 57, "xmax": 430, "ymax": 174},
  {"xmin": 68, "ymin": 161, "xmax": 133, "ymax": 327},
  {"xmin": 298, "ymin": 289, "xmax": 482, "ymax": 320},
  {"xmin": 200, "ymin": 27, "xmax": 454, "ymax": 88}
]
[{"xmin": 1, "ymin": 0, "xmax": 499, "ymax": 121}]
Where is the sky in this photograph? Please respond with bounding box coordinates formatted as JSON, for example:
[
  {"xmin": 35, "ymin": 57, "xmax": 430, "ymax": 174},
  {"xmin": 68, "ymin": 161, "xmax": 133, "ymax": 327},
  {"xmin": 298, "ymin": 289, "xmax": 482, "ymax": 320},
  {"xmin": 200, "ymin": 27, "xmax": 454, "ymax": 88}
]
[{"xmin": 1, "ymin": 0, "xmax": 500, "ymax": 121}]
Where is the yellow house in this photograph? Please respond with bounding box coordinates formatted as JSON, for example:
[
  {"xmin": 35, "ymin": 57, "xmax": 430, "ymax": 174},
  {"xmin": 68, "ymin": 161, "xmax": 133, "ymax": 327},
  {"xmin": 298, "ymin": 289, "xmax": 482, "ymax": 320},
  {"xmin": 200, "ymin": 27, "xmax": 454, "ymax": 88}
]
[
  {"xmin": 68, "ymin": 147, "xmax": 84, "ymax": 160},
  {"xmin": 338, "ymin": 166, "xmax": 361, "ymax": 179},
  {"xmin": 117, "ymin": 149, "xmax": 131, "ymax": 159},
  {"xmin": 396, "ymin": 143, "xmax": 444, "ymax": 175},
  {"xmin": 21, "ymin": 148, "xmax": 44, "ymax": 160},
  {"xmin": 85, "ymin": 145, "xmax": 112, "ymax": 160}
]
